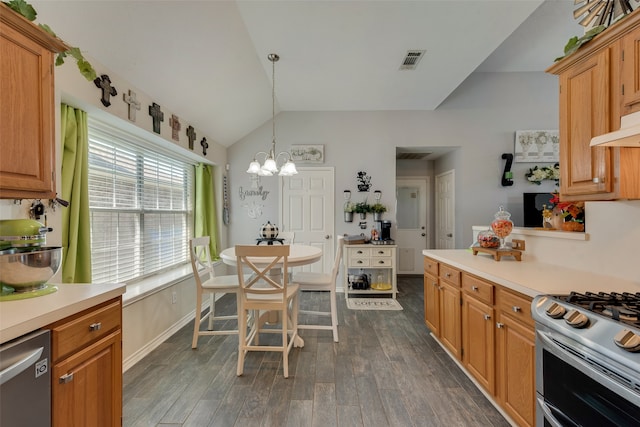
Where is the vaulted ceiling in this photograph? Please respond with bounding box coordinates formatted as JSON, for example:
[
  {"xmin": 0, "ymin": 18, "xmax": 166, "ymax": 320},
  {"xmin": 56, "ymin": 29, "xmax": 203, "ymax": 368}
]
[{"xmin": 31, "ymin": 1, "xmax": 584, "ymax": 147}]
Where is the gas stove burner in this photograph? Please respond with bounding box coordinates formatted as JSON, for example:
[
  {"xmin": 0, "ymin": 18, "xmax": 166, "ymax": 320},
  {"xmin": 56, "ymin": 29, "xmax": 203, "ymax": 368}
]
[{"xmin": 602, "ymin": 305, "xmax": 639, "ymax": 322}]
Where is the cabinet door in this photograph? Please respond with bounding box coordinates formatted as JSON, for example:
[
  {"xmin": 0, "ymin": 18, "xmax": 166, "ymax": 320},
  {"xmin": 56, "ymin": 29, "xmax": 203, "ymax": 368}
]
[
  {"xmin": 621, "ymin": 26, "xmax": 640, "ymax": 114},
  {"xmin": 0, "ymin": 18, "xmax": 56, "ymax": 199},
  {"xmin": 462, "ymin": 296, "xmax": 495, "ymax": 394},
  {"xmin": 496, "ymin": 314, "xmax": 535, "ymax": 427},
  {"xmin": 559, "ymin": 48, "xmax": 616, "ymax": 199},
  {"xmin": 439, "ymin": 282, "xmax": 461, "ymax": 359},
  {"xmin": 52, "ymin": 330, "xmax": 122, "ymax": 427},
  {"xmin": 424, "ymin": 272, "xmax": 440, "ymax": 336}
]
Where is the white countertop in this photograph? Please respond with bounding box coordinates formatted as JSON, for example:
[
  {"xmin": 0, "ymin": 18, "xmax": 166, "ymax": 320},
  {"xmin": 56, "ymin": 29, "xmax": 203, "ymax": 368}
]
[
  {"xmin": 423, "ymin": 249, "xmax": 640, "ymax": 298},
  {"xmin": 0, "ymin": 282, "xmax": 126, "ymax": 344}
]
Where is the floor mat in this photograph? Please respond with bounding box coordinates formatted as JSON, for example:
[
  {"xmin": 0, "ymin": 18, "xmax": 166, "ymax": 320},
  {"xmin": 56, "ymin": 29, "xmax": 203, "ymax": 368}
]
[{"xmin": 346, "ymin": 297, "xmax": 403, "ymax": 311}]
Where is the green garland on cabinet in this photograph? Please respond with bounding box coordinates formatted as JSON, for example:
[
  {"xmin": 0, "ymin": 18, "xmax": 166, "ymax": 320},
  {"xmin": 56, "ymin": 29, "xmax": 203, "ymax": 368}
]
[{"xmin": 3, "ymin": 0, "xmax": 96, "ymax": 81}]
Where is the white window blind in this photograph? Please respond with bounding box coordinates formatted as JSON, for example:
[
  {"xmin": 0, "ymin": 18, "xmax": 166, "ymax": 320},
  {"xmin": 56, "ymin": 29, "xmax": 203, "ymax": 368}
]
[{"xmin": 88, "ymin": 122, "xmax": 194, "ymax": 283}]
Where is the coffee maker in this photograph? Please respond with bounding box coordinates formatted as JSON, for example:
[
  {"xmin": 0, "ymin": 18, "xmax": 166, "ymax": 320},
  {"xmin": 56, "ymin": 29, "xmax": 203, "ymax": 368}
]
[{"xmin": 375, "ymin": 220, "xmax": 392, "ymax": 242}]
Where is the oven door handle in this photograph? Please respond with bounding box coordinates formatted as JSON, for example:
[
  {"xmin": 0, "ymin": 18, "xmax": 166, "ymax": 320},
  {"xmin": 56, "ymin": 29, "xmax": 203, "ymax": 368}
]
[{"xmin": 537, "ymin": 396, "xmax": 579, "ymax": 427}]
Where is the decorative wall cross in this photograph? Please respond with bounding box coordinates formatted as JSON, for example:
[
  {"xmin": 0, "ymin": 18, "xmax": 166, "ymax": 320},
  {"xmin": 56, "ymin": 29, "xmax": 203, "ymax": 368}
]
[
  {"xmin": 123, "ymin": 90, "xmax": 141, "ymax": 122},
  {"xmin": 148, "ymin": 102, "xmax": 164, "ymax": 134},
  {"xmin": 169, "ymin": 115, "xmax": 181, "ymax": 142},
  {"xmin": 186, "ymin": 126, "xmax": 196, "ymax": 150},
  {"xmin": 200, "ymin": 137, "xmax": 208, "ymax": 156},
  {"xmin": 93, "ymin": 74, "xmax": 117, "ymax": 107}
]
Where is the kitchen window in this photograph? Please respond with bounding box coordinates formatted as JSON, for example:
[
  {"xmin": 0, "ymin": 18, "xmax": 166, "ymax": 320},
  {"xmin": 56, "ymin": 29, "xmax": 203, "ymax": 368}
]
[{"xmin": 88, "ymin": 121, "xmax": 194, "ymax": 284}]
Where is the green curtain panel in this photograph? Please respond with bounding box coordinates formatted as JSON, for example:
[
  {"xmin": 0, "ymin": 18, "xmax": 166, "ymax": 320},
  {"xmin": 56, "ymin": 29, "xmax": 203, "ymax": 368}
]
[
  {"xmin": 195, "ymin": 163, "xmax": 219, "ymax": 258},
  {"xmin": 60, "ymin": 104, "xmax": 92, "ymax": 283}
]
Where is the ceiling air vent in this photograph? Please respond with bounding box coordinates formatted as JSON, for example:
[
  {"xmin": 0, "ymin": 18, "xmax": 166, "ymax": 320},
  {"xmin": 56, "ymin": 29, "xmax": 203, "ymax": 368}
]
[
  {"xmin": 396, "ymin": 152, "xmax": 432, "ymax": 160},
  {"xmin": 399, "ymin": 50, "xmax": 426, "ymax": 70}
]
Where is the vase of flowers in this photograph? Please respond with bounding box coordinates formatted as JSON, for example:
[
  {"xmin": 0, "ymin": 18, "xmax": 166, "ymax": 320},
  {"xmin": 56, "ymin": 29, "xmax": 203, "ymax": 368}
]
[
  {"xmin": 526, "ymin": 163, "xmax": 560, "ymax": 185},
  {"xmin": 371, "ymin": 203, "xmax": 387, "ymax": 221},
  {"xmin": 548, "ymin": 192, "xmax": 585, "ymax": 231},
  {"xmin": 354, "ymin": 200, "xmax": 370, "ymax": 220},
  {"xmin": 344, "ymin": 202, "xmax": 355, "ymax": 222}
]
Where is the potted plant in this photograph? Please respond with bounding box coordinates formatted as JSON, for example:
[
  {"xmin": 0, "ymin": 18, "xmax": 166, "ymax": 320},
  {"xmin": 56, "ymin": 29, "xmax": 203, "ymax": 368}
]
[
  {"xmin": 371, "ymin": 203, "xmax": 387, "ymax": 221},
  {"xmin": 354, "ymin": 200, "xmax": 370, "ymax": 220},
  {"xmin": 344, "ymin": 201, "xmax": 355, "ymax": 222}
]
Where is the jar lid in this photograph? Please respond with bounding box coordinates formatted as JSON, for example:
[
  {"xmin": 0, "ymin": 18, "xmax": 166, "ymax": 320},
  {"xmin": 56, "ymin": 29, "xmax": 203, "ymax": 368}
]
[{"xmin": 493, "ymin": 205, "xmax": 511, "ymax": 220}]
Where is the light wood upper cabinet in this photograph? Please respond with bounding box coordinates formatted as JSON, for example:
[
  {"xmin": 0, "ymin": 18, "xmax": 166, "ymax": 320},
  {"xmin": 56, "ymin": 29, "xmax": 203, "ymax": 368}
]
[
  {"xmin": 0, "ymin": 5, "xmax": 67, "ymax": 199},
  {"xmin": 558, "ymin": 48, "xmax": 617, "ymax": 198},
  {"xmin": 621, "ymin": 25, "xmax": 640, "ymax": 114},
  {"xmin": 547, "ymin": 9, "xmax": 640, "ymax": 201}
]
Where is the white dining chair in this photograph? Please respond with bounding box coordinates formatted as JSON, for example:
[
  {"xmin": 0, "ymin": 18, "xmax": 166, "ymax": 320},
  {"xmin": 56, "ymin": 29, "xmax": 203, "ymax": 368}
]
[
  {"xmin": 279, "ymin": 231, "xmax": 295, "ymax": 245},
  {"xmin": 292, "ymin": 235, "xmax": 343, "ymax": 342},
  {"xmin": 189, "ymin": 237, "xmax": 240, "ymax": 349},
  {"xmin": 235, "ymin": 244, "xmax": 299, "ymax": 378}
]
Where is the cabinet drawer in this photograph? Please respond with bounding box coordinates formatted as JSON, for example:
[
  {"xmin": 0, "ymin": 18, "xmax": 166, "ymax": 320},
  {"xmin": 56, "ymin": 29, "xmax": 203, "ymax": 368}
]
[
  {"xmin": 371, "ymin": 247, "xmax": 393, "ymax": 257},
  {"xmin": 497, "ymin": 289, "xmax": 533, "ymax": 327},
  {"xmin": 424, "ymin": 257, "xmax": 438, "ymax": 276},
  {"xmin": 439, "ymin": 264, "xmax": 460, "ymax": 287},
  {"xmin": 349, "ymin": 257, "xmax": 370, "ymax": 267},
  {"xmin": 462, "ymin": 274, "xmax": 494, "ymax": 305},
  {"xmin": 51, "ymin": 299, "xmax": 122, "ymax": 361},
  {"xmin": 348, "ymin": 247, "xmax": 371, "ymax": 258},
  {"xmin": 370, "ymin": 257, "xmax": 392, "ymax": 267}
]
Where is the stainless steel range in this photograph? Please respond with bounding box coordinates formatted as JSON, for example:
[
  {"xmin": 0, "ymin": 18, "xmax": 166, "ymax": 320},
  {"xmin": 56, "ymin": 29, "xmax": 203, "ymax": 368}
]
[{"xmin": 532, "ymin": 292, "xmax": 640, "ymax": 427}]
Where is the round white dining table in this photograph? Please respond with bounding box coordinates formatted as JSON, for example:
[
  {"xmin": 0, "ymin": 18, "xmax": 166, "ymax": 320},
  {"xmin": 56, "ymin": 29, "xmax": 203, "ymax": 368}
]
[{"xmin": 219, "ymin": 244, "xmax": 322, "ymax": 268}]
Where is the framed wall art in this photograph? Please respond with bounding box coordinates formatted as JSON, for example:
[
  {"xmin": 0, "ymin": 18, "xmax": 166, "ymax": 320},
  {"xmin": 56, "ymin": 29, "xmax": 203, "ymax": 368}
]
[
  {"xmin": 514, "ymin": 130, "xmax": 559, "ymax": 163},
  {"xmin": 290, "ymin": 144, "xmax": 324, "ymax": 163}
]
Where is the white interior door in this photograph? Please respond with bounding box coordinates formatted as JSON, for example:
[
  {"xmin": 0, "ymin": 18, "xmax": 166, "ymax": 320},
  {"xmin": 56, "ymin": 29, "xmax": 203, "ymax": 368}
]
[
  {"xmin": 396, "ymin": 178, "xmax": 429, "ymax": 275},
  {"xmin": 280, "ymin": 167, "xmax": 334, "ymax": 273},
  {"xmin": 435, "ymin": 170, "xmax": 455, "ymax": 249}
]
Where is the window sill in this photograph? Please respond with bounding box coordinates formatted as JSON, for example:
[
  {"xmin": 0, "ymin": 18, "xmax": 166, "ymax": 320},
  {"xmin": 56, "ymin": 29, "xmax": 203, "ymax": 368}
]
[{"xmin": 122, "ymin": 260, "xmax": 223, "ymax": 307}]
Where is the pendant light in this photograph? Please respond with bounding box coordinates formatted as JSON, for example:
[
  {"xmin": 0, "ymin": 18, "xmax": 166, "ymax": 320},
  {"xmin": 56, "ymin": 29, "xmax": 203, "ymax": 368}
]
[{"xmin": 246, "ymin": 53, "xmax": 297, "ymax": 177}]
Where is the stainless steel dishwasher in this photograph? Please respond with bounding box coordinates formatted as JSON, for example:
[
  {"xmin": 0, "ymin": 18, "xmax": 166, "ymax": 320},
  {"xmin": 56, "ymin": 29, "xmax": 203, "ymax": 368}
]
[{"xmin": 0, "ymin": 329, "xmax": 51, "ymax": 427}]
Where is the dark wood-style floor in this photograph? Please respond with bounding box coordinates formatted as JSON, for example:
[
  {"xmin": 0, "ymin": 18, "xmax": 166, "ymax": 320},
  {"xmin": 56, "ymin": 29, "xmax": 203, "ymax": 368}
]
[{"xmin": 123, "ymin": 276, "xmax": 511, "ymax": 427}]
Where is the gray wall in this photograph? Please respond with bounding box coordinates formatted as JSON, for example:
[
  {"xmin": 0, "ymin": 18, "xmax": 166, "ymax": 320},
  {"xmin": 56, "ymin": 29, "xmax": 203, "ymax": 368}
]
[{"xmin": 227, "ymin": 71, "xmax": 560, "ymax": 247}]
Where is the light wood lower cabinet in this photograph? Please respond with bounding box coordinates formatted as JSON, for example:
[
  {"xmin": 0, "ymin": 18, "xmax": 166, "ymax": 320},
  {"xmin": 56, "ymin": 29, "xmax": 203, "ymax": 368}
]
[
  {"xmin": 49, "ymin": 298, "xmax": 123, "ymax": 427},
  {"xmin": 423, "ymin": 257, "xmax": 535, "ymax": 427},
  {"xmin": 462, "ymin": 295, "xmax": 495, "ymax": 394},
  {"xmin": 423, "ymin": 270, "xmax": 440, "ymax": 336},
  {"xmin": 496, "ymin": 289, "xmax": 536, "ymax": 427},
  {"xmin": 439, "ymin": 282, "xmax": 461, "ymax": 359}
]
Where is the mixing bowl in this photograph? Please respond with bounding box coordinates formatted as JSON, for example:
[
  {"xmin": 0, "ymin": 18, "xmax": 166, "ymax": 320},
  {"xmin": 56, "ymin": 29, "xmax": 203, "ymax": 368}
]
[{"xmin": 0, "ymin": 247, "xmax": 62, "ymax": 292}]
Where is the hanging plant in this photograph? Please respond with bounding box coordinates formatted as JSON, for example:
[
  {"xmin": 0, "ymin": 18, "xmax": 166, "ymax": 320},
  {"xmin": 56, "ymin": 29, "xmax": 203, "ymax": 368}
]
[{"xmin": 3, "ymin": 0, "xmax": 97, "ymax": 81}]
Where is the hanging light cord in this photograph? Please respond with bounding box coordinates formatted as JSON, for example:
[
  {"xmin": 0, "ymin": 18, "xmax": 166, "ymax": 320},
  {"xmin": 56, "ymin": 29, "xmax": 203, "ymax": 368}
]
[{"xmin": 269, "ymin": 53, "xmax": 279, "ymax": 158}]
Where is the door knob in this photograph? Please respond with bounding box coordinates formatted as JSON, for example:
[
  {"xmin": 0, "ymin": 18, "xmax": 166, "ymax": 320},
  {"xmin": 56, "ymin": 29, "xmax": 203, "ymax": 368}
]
[
  {"xmin": 421, "ymin": 233, "xmax": 426, "ymax": 237},
  {"xmin": 325, "ymin": 235, "xmax": 330, "ymax": 239}
]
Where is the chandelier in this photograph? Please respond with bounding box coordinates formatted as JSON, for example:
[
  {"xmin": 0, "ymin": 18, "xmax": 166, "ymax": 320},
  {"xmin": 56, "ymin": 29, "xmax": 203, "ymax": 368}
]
[{"xmin": 246, "ymin": 53, "xmax": 297, "ymax": 177}]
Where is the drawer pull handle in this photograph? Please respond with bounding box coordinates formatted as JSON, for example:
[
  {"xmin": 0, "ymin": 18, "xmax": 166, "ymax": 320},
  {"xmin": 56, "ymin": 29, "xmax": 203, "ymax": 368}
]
[
  {"xmin": 378, "ymin": 260, "xmax": 385, "ymax": 264},
  {"xmin": 432, "ymin": 282, "xmax": 438, "ymax": 287},
  {"xmin": 59, "ymin": 373, "xmax": 74, "ymax": 384},
  {"xmin": 357, "ymin": 260, "xmax": 363, "ymax": 264},
  {"xmin": 445, "ymin": 273, "xmax": 451, "ymax": 277},
  {"xmin": 496, "ymin": 322, "xmax": 504, "ymax": 329},
  {"xmin": 89, "ymin": 322, "xmax": 102, "ymax": 331},
  {"xmin": 483, "ymin": 314, "xmax": 491, "ymax": 321},
  {"xmin": 357, "ymin": 250, "xmax": 363, "ymax": 254},
  {"xmin": 471, "ymin": 286, "xmax": 479, "ymax": 291},
  {"xmin": 377, "ymin": 251, "xmax": 384, "ymax": 254},
  {"xmin": 512, "ymin": 306, "xmax": 521, "ymax": 313}
]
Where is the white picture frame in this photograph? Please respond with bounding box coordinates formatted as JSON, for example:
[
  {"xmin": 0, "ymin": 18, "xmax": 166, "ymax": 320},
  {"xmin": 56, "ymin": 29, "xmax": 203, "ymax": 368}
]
[
  {"xmin": 290, "ymin": 144, "xmax": 324, "ymax": 163},
  {"xmin": 514, "ymin": 130, "xmax": 559, "ymax": 163}
]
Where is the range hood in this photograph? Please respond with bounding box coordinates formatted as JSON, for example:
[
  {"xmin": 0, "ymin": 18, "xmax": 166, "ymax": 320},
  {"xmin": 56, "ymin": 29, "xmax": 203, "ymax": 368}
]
[{"xmin": 590, "ymin": 111, "xmax": 640, "ymax": 147}]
